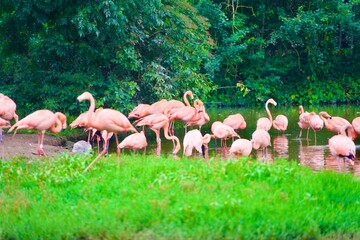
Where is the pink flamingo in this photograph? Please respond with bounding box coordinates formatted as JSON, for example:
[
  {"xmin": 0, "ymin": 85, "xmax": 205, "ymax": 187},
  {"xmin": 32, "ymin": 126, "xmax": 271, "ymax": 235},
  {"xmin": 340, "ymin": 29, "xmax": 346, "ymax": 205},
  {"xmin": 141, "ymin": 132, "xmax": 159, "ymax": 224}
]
[
  {"xmin": 0, "ymin": 94, "xmax": 19, "ymax": 122},
  {"xmin": 128, "ymin": 104, "xmax": 151, "ymax": 119},
  {"xmin": 351, "ymin": 116, "xmax": 360, "ymax": 140},
  {"xmin": 185, "ymin": 107, "xmax": 210, "ymax": 131},
  {"xmin": 223, "ymin": 113, "xmax": 247, "ymax": 131},
  {"xmin": 319, "ymin": 111, "xmax": 356, "ymax": 140},
  {"xmin": 168, "ymin": 99, "xmax": 204, "ymax": 134},
  {"xmin": 167, "ymin": 90, "xmax": 194, "ymax": 109},
  {"xmin": 298, "ymin": 105, "xmax": 310, "ymax": 138},
  {"xmin": 328, "ymin": 123, "xmax": 355, "ymax": 163},
  {"xmin": 229, "ymin": 138, "xmax": 252, "ymax": 157},
  {"xmin": 256, "ymin": 98, "xmax": 277, "ymax": 131},
  {"xmin": 309, "ymin": 112, "xmax": 324, "ymax": 143},
  {"xmin": 118, "ymin": 130, "xmax": 148, "ymax": 156},
  {"xmin": 251, "ymin": 129, "xmax": 271, "ymax": 159},
  {"xmin": 77, "ymin": 92, "xmax": 138, "ymax": 172},
  {"xmin": 211, "ymin": 121, "xmax": 240, "ymax": 147},
  {"xmin": 272, "ymin": 114, "xmax": 288, "ymax": 134},
  {"xmin": 183, "ymin": 129, "xmax": 211, "ymax": 157},
  {"xmin": 8, "ymin": 110, "xmax": 67, "ymax": 160},
  {"xmin": 134, "ymin": 113, "xmax": 181, "ymax": 156}
]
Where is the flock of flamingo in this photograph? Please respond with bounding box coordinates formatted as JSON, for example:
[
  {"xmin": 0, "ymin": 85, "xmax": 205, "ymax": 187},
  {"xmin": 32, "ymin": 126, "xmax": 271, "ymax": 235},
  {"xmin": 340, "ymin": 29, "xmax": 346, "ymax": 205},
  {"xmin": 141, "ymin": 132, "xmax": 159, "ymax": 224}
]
[{"xmin": 0, "ymin": 91, "xmax": 359, "ymax": 172}]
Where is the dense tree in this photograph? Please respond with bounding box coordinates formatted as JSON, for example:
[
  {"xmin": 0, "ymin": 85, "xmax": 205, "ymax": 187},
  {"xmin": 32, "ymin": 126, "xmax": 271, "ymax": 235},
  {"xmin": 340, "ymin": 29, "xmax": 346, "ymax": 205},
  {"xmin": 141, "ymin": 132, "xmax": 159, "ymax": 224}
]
[{"xmin": 0, "ymin": 0, "xmax": 360, "ymax": 115}]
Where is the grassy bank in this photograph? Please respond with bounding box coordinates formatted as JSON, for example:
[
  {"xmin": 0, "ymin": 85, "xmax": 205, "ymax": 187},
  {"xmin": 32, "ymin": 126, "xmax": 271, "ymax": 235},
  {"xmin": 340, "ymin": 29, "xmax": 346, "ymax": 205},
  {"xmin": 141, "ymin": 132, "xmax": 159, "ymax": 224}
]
[{"xmin": 1, "ymin": 153, "xmax": 360, "ymax": 239}]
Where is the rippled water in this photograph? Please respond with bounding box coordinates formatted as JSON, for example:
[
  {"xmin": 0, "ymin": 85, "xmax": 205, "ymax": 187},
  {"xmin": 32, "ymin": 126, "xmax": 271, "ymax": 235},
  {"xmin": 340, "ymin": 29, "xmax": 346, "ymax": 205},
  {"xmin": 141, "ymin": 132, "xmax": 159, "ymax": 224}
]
[{"xmin": 128, "ymin": 104, "xmax": 360, "ymax": 176}]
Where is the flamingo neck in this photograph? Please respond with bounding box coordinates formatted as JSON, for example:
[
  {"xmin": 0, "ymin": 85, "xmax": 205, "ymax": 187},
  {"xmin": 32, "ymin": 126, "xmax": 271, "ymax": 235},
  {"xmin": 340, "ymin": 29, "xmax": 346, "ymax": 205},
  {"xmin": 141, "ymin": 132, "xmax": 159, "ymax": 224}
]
[
  {"xmin": 87, "ymin": 95, "xmax": 96, "ymax": 126},
  {"xmin": 318, "ymin": 113, "xmax": 327, "ymax": 125},
  {"xmin": 265, "ymin": 101, "xmax": 273, "ymax": 122},
  {"xmin": 183, "ymin": 91, "xmax": 193, "ymax": 106},
  {"xmin": 49, "ymin": 113, "xmax": 63, "ymax": 133},
  {"xmin": 163, "ymin": 123, "xmax": 180, "ymax": 153},
  {"xmin": 299, "ymin": 106, "xmax": 304, "ymax": 115}
]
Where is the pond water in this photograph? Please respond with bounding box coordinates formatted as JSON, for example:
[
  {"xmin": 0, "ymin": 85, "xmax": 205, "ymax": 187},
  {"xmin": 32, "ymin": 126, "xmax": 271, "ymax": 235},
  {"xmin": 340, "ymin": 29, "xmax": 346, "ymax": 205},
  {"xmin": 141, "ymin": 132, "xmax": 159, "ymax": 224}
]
[{"xmin": 119, "ymin": 104, "xmax": 360, "ymax": 176}]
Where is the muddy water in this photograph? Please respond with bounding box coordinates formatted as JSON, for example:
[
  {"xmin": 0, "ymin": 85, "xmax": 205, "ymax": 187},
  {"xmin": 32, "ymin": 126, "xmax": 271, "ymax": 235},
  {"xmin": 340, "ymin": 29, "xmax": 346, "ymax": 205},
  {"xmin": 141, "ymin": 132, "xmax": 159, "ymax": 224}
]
[{"xmin": 119, "ymin": 104, "xmax": 360, "ymax": 176}]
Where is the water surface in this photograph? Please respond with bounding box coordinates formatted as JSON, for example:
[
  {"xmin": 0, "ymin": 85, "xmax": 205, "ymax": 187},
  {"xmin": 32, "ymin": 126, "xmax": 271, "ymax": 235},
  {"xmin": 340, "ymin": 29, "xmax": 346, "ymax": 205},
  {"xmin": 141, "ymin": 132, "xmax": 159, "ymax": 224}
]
[{"xmin": 131, "ymin": 104, "xmax": 360, "ymax": 176}]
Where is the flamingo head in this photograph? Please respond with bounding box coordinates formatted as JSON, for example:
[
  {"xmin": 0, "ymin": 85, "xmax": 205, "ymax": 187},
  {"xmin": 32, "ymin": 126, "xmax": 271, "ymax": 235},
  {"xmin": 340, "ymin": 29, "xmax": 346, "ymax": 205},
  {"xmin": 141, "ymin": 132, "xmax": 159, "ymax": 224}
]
[{"xmin": 77, "ymin": 92, "xmax": 93, "ymax": 103}]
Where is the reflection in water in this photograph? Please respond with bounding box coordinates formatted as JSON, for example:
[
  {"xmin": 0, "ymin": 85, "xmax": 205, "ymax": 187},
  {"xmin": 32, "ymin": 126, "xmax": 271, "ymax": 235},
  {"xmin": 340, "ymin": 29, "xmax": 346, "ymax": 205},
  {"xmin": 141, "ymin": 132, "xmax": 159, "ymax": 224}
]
[
  {"xmin": 324, "ymin": 152, "xmax": 355, "ymax": 174},
  {"xmin": 273, "ymin": 135, "xmax": 288, "ymax": 159},
  {"xmin": 299, "ymin": 140, "xmax": 326, "ymax": 172}
]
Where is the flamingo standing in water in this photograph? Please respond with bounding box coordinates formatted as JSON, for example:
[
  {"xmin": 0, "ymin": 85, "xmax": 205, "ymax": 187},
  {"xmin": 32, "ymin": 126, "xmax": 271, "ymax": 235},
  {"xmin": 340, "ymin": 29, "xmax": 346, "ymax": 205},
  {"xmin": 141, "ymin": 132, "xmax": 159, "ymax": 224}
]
[
  {"xmin": 251, "ymin": 129, "xmax": 271, "ymax": 159},
  {"xmin": 183, "ymin": 129, "xmax": 211, "ymax": 157},
  {"xmin": 272, "ymin": 114, "xmax": 288, "ymax": 134},
  {"xmin": 351, "ymin": 116, "xmax": 360, "ymax": 140},
  {"xmin": 185, "ymin": 107, "xmax": 210, "ymax": 131},
  {"xmin": 328, "ymin": 123, "xmax": 355, "ymax": 164},
  {"xmin": 134, "ymin": 113, "xmax": 181, "ymax": 156},
  {"xmin": 256, "ymin": 98, "xmax": 277, "ymax": 131},
  {"xmin": 229, "ymin": 138, "xmax": 253, "ymax": 157},
  {"xmin": 0, "ymin": 94, "xmax": 19, "ymax": 122},
  {"xmin": 319, "ymin": 111, "xmax": 356, "ymax": 140},
  {"xmin": 77, "ymin": 92, "xmax": 138, "ymax": 172},
  {"xmin": 223, "ymin": 113, "xmax": 247, "ymax": 137},
  {"xmin": 8, "ymin": 110, "xmax": 67, "ymax": 161},
  {"xmin": 298, "ymin": 105, "xmax": 310, "ymax": 138},
  {"xmin": 168, "ymin": 99, "xmax": 204, "ymax": 134},
  {"xmin": 309, "ymin": 112, "xmax": 324, "ymax": 143},
  {"xmin": 211, "ymin": 121, "xmax": 240, "ymax": 148}
]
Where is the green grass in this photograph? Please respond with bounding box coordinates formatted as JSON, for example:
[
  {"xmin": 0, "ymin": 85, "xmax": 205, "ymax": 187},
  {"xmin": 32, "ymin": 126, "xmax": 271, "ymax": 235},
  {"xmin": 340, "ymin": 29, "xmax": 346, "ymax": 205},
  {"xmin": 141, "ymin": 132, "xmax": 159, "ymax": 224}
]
[{"xmin": 1, "ymin": 153, "xmax": 360, "ymax": 239}]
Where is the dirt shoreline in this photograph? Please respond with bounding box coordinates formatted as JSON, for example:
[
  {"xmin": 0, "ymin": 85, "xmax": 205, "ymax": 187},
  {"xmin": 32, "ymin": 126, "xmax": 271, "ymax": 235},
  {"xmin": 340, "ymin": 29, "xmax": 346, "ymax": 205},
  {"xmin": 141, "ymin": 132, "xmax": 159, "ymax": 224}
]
[{"xmin": 0, "ymin": 133, "xmax": 70, "ymax": 160}]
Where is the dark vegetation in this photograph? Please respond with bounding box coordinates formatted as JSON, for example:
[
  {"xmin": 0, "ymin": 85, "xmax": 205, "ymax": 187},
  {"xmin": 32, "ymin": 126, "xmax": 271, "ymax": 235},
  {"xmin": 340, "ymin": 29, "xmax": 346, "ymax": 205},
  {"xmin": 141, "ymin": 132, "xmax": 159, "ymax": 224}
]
[{"xmin": 0, "ymin": 0, "xmax": 360, "ymax": 116}]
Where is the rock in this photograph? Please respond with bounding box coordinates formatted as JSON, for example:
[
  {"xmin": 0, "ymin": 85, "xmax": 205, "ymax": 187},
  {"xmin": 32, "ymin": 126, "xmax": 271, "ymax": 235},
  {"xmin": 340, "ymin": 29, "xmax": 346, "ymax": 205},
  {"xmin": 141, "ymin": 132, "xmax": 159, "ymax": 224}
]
[{"xmin": 72, "ymin": 140, "xmax": 92, "ymax": 155}]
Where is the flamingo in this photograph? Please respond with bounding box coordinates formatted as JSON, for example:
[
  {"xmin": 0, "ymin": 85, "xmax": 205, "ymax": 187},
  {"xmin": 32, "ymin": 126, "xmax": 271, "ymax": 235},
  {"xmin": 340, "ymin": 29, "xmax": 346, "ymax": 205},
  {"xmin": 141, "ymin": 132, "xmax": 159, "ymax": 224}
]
[
  {"xmin": 309, "ymin": 112, "xmax": 324, "ymax": 143},
  {"xmin": 128, "ymin": 104, "xmax": 151, "ymax": 119},
  {"xmin": 298, "ymin": 105, "xmax": 310, "ymax": 138},
  {"xmin": 211, "ymin": 121, "xmax": 240, "ymax": 147},
  {"xmin": 77, "ymin": 92, "xmax": 138, "ymax": 172},
  {"xmin": 256, "ymin": 98, "xmax": 277, "ymax": 131},
  {"xmin": 167, "ymin": 90, "xmax": 194, "ymax": 109},
  {"xmin": 351, "ymin": 116, "xmax": 360, "ymax": 140},
  {"xmin": 118, "ymin": 130, "xmax": 148, "ymax": 156},
  {"xmin": 7, "ymin": 110, "xmax": 67, "ymax": 160},
  {"xmin": 272, "ymin": 114, "xmax": 288, "ymax": 134},
  {"xmin": 168, "ymin": 99, "xmax": 204, "ymax": 134},
  {"xmin": 223, "ymin": 113, "xmax": 247, "ymax": 132},
  {"xmin": 135, "ymin": 90, "xmax": 194, "ymax": 118},
  {"xmin": 185, "ymin": 107, "xmax": 210, "ymax": 131},
  {"xmin": 319, "ymin": 111, "xmax": 356, "ymax": 139},
  {"xmin": 134, "ymin": 113, "xmax": 181, "ymax": 156},
  {"xmin": 251, "ymin": 129, "xmax": 271, "ymax": 156},
  {"xmin": 229, "ymin": 138, "xmax": 253, "ymax": 157},
  {"xmin": 183, "ymin": 129, "xmax": 211, "ymax": 157},
  {"xmin": 328, "ymin": 123, "xmax": 355, "ymax": 163},
  {"xmin": 0, "ymin": 94, "xmax": 19, "ymax": 122}
]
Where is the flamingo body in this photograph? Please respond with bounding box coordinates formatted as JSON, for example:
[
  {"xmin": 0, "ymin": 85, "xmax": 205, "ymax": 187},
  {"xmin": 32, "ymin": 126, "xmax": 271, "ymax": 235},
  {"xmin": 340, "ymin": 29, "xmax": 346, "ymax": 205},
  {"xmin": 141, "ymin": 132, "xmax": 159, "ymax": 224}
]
[
  {"xmin": 0, "ymin": 94, "xmax": 19, "ymax": 122},
  {"xmin": 273, "ymin": 114, "xmax": 288, "ymax": 133},
  {"xmin": 118, "ymin": 131, "xmax": 148, "ymax": 151},
  {"xmin": 251, "ymin": 129, "xmax": 271, "ymax": 150},
  {"xmin": 223, "ymin": 113, "xmax": 246, "ymax": 130},
  {"xmin": 183, "ymin": 129, "xmax": 211, "ymax": 157},
  {"xmin": 8, "ymin": 109, "xmax": 67, "ymax": 157},
  {"xmin": 229, "ymin": 139, "xmax": 253, "ymax": 156}
]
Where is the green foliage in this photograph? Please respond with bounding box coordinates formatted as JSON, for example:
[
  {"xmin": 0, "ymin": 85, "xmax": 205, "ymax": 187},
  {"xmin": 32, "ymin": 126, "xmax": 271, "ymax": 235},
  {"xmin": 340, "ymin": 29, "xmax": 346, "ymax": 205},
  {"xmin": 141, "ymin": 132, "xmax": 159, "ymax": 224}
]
[
  {"xmin": 1, "ymin": 0, "xmax": 360, "ymax": 112},
  {"xmin": 1, "ymin": 155, "xmax": 360, "ymax": 239}
]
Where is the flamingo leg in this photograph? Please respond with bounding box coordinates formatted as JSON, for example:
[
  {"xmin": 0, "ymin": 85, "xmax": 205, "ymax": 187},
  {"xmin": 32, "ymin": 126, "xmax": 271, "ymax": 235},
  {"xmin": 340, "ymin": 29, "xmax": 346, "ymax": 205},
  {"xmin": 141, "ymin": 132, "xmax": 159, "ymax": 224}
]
[
  {"xmin": 114, "ymin": 134, "xmax": 121, "ymax": 167},
  {"xmin": 84, "ymin": 137, "xmax": 109, "ymax": 173},
  {"xmin": 154, "ymin": 130, "xmax": 161, "ymax": 156},
  {"xmin": 306, "ymin": 128, "xmax": 309, "ymax": 139}
]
